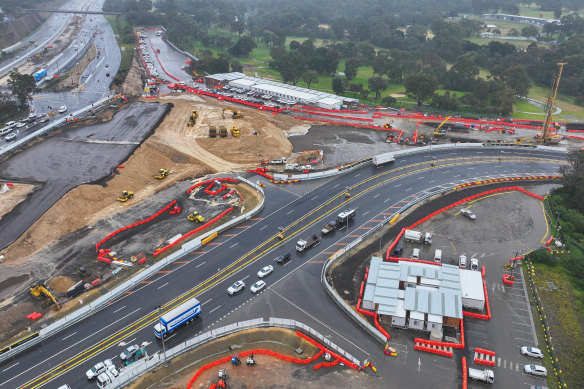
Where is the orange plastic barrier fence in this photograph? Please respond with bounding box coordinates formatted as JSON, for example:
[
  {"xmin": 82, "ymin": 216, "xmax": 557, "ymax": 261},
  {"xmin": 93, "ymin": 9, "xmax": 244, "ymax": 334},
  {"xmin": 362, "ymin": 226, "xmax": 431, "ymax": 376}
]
[
  {"xmin": 374, "ymin": 313, "xmax": 391, "ymax": 340},
  {"xmin": 186, "ymin": 178, "xmax": 238, "ymax": 195},
  {"xmin": 295, "ymin": 331, "xmax": 358, "ymax": 370},
  {"xmin": 313, "ymin": 359, "xmax": 339, "ymax": 369},
  {"xmin": 462, "ymin": 356, "xmax": 467, "ymax": 389},
  {"xmin": 481, "ymin": 265, "xmax": 485, "ymax": 278},
  {"xmin": 414, "ymin": 344, "xmax": 453, "ymax": 357},
  {"xmin": 545, "ymin": 235, "xmax": 554, "ymax": 245},
  {"xmin": 475, "ymin": 348, "xmax": 495, "ymax": 356},
  {"xmin": 247, "ymin": 169, "xmax": 275, "ymax": 180},
  {"xmin": 154, "ymin": 207, "xmax": 233, "ymax": 256},
  {"xmin": 96, "ymin": 200, "xmax": 177, "ymax": 250},
  {"xmin": 300, "ymin": 106, "xmax": 369, "ymax": 114},
  {"xmin": 149, "ymin": 38, "xmax": 180, "ymax": 82}
]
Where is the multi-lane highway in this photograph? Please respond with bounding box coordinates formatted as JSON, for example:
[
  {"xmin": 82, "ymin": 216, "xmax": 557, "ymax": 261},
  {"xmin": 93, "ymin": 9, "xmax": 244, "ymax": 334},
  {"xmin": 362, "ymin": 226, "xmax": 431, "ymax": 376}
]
[{"xmin": 0, "ymin": 147, "xmax": 565, "ymax": 388}]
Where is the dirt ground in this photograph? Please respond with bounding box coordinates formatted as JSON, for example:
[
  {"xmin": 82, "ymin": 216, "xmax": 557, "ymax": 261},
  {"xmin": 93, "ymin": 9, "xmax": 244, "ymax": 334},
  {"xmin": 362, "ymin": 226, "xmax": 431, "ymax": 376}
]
[
  {"xmin": 120, "ymin": 55, "xmax": 144, "ymax": 96},
  {"xmin": 0, "ymin": 183, "xmax": 36, "ymax": 221}
]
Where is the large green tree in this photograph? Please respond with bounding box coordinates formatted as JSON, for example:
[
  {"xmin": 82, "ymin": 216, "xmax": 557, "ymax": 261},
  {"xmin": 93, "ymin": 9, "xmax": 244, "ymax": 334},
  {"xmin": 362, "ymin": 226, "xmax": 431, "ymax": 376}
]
[
  {"xmin": 229, "ymin": 36, "xmax": 256, "ymax": 57},
  {"xmin": 7, "ymin": 71, "xmax": 37, "ymax": 111},
  {"xmin": 344, "ymin": 58, "xmax": 359, "ymax": 81},
  {"xmin": 367, "ymin": 76, "xmax": 388, "ymax": 100},
  {"xmin": 560, "ymin": 150, "xmax": 584, "ymax": 212},
  {"xmin": 302, "ymin": 70, "xmax": 318, "ymax": 88},
  {"xmin": 279, "ymin": 51, "xmax": 306, "ymax": 85},
  {"xmin": 405, "ymin": 73, "xmax": 438, "ymax": 106}
]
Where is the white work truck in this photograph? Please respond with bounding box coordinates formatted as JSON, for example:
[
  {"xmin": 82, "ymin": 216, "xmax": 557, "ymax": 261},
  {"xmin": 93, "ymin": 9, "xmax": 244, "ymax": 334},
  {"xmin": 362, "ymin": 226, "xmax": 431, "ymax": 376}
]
[{"xmin": 468, "ymin": 368, "xmax": 494, "ymax": 384}]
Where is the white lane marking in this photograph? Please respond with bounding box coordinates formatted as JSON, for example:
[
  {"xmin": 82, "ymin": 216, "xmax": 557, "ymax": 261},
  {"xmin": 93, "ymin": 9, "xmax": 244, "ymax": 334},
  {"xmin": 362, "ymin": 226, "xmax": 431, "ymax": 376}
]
[
  {"xmin": 241, "ymin": 275, "xmax": 250, "ymax": 281},
  {"xmin": 196, "ymin": 261, "xmax": 206, "ymax": 268},
  {"xmin": 61, "ymin": 332, "xmax": 77, "ymax": 341},
  {"xmin": 373, "ymin": 193, "xmax": 380, "ymax": 199},
  {"xmin": 363, "ymin": 211, "xmax": 369, "ymax": 216},
  {"xmin": 333, "ymin": 184, "xmax": 339, "ymax": 188},
  {"xmin": 157, "ymin": 282, "xmax": 168, "ymax": 290},
  {"xmin": 230, "ymin": 243, "xmax": 238, "ymax": 248},
  {"xmin": 384, "ymin": 198, "xmax": 391, "ymax": 203},
  {"xmin": 209, "ymin": 306, "xmax": 221, "ymax": 314},
  {"xmin": 287, "ymin": 210, "xmax": 294, "ymax": 215},
  {"xmin": 3, "ymin": 363, "xmax": 19, "ymax": 372},
  {"xmin": 311, "ymin": 196, "xmax": 318, "ymax": 201},
  {"xmin": 1, "ymin": 307, "xmax": 144, "ymax": 386},
  {"xmin": 355, "ymin": 174, "xmax": 360, "ymax": 177},
  {"xmin": 405, "ymin": 188, "xmax": 412, "ymax": 192},
  {"xmin": 113, "ymin": 306, "xmax": 126, "ymax": 314},
  {"xmin": 395, "ymin": 183, "xmax": 401, "ymax": 187},
  {"xmin": 260, "ymin": 225, "xmax": 268, "ymax": 230},
  {"xmin": 202, "ymin": 298, "xmax": 212, "ymax": 305}
]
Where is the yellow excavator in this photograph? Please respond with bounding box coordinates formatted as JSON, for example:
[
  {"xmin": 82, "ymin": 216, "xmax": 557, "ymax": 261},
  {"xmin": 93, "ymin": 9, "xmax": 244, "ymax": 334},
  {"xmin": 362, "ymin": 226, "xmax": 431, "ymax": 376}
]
[
  {"xmin": 117, "ymin": 190, "xmax": 134, "ymax": 202},
  {"xmin": 155, "ymin": 168, "xmax": 168, "ymax": 179},
  {"xmin": 30, "ymin": 283, "xmax": 61, "ymax": 310},
  {"xmin": 187, "ymin": 211, "xmax": 205, "ymax": 223},
  {"xmin": 209, "ymin": 125, "xmax": 217, "ymax": 137},
  {"xmin": 222, "ymin": 107, "xmax": 243, "ymax": 119},
  {"xmin": 187, "ymin": 110, "xmax": 198, "ymax": 127},
  {"xmin": 383, "ymin": 121, "xmax": 393, "ymax": 129},
  {"xmin": 219, "ymin": 125, "xmax": 228, "ymax": 137},
  {"xmin": 231, "ymin": 126, "xmax": 240, "ymax": 137},
  {"xmin": 433, "ymin": 116, "xmax": 451, "ymax": 136}
]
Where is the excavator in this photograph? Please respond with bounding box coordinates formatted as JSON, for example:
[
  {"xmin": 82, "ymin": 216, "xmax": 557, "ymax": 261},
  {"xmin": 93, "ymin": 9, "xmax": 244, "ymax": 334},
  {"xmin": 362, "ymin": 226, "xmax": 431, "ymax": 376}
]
[
  {"xmin": 219, "ymin": 125, "xmax": 228, "ymax": 137},
  {"xmin": 155, "ymin": 168, "xmax": 168, "ymax": 179},
  {"xmin": 209, "ymin": 125, "xmax": 217, "ymax": 137},
  {"xmin": 231, "ymin": 126, "xmax": 240, "ymax": 137},
  {"xmin": 117, "ymin": 190, "xmax": 134, "ymax": 202},
  {"xmin": 383, "ymin": 121, "xmax": 393, "ymax": 129},
  {"xmin": 187, "ymin": 110, "xmax": 198, "ymax": 127},
  {"xmin": 187, "ymin": 211, "xmax": 205, "ymax": 223},
  {"xmin": 30, "ymin": 282, "xmax": 61, "ymax": 310},
  {"xmin": 222, "ymin": 107, "xmax": 243, "ymax": 119}
]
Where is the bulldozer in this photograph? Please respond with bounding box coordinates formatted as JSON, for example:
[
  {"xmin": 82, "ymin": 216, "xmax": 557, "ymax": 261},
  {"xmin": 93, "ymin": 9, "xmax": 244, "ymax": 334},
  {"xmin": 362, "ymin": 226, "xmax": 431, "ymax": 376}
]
[
  {"xmin": 155, "ymin": 168, "xmax": 168, "ymax": 179},
  {"xmin": 231, "ymin": 126, "xmax": 240, "ymax": 137},
  {"xmin": 209, "ymin": 126, "xmax": 217, "ymax": 137},
  {"xmin": 117, "ymin": 190, "xmax": 134, "ymax": 202},
  {"xmin": 222, "ymin": 107, "xmax": 244, "ymax": 119},
  {"xmin": 187, "ymin": 211, "xmax": 205, "ymax": 223},
  {"xmin": 219, "ymin": 125, "xmax": 228, "ymax": 137},
  {"xmin": 187, "ymin": 110, "xmax": 198, "ymax": 127},
  {"xmin": 30, "ymin": 282, "xmax": 61, "ymax": 310}
]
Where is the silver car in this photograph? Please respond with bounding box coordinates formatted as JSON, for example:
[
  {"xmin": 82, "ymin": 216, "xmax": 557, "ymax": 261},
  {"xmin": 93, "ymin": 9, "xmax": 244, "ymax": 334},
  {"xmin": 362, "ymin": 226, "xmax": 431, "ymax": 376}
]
[
  {"xmin": 524, "ymin": 364, "xmax": 547, "ymax": 377},
  {"xmin": 520, "ymin": 346, "xmax": 543, "ymax": 358}
]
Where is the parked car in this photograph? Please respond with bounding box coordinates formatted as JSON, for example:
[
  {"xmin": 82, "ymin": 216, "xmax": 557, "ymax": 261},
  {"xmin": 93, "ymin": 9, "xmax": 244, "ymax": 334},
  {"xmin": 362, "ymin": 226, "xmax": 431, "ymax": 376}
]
[
  {"xmin": 257, "ymin": 265, "xmax": 274, "ymax": 278},
  {"xmin": 459, "ymin": 255, "xmax": 467, "ymax": 268},
  {"xmin": 58, "ymin": 105, "xmax": 67, "ymax": 113},
  {"xmin": 227, "ymin": 280, "xmax": 245, "ymax": 295},
  {"xmin": 250, "ymin": 280, "xmax": 266, "ymax": 293},
  {"xmin": 524, "ymin": 364, "xmax": 547, "ymax": 377},
  {"xmin": 119, "ymin": 344, "xmax": 140, "ymax": 361},
  {"xmin": 470, "ymin": 258, "xmax": 479, "ymax": 271},
  {"xmin": 4, "ymin": 132, "xmax": 17, "ymax": 141},
  {"xmin": 86, "ymin": 359, "xmax": 114, "ymax": 380},
  {"xmin": 460, "ymin": 208, "xmax": 476, "ymax": 220},
  {"xmin": 529, "ymin": 386, "xmax": 549, "ymax": 389},
  {"xmin": 15, "ymin": 121, "xmax": 26, "ymax": 128},
  {"xmin": 521, "ymin": 346, "xmax": 543, "ymax": 358},
  {"xmin": 412, "ymin": 248, "xmax": 420, "ymax": 260}
]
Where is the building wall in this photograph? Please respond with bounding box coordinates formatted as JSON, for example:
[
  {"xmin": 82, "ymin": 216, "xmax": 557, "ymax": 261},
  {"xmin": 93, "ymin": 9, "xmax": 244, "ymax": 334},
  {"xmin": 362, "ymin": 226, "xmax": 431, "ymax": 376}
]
[{"xmin": 408, "ymin": 317, "xmax": 425, "ymax": 330}]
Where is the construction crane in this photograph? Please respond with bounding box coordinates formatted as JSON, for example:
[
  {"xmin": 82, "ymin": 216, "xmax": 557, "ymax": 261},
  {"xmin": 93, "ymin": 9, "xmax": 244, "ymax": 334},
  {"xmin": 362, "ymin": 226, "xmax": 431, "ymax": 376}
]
[
  {"xmin": 541, "ymin": 62, "xmax": 567, "ymax": 145},
  {"xmin": 433, "ymin": 116, "xmax": 451, "ymax": 136},
  {"xmin": 187, "ymin": 110, "xmax": 198, "ymax": 127},
  {"xmin": 222, "ymin": 107, "xmax": 243, "ymax": 119},
  {"xmin": 30, "ymin": 283, "xmax": 61, "ymax": 310}
]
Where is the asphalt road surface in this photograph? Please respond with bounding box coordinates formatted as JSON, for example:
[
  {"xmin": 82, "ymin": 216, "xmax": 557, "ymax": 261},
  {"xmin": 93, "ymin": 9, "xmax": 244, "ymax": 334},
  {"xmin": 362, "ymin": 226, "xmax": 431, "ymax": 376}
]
[
  {"xmin": 0, "ymin": 146, "xmax": 565, "ymax": 389},
  {"xmin": 0, "ymin": 102, "xmax": 170, "ymax": 251}
]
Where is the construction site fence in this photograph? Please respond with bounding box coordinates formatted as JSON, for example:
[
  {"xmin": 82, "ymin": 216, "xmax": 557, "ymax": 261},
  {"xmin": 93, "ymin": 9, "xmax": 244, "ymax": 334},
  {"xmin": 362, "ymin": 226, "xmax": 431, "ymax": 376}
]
[
  {"xmin": 0, "ymin": 94, "xmax": 117, "ymax": 157},
  {"xmin": 320, "ymin": 170, "xmax": 562, "ymax": 348},
  {"xmin": 0, "ymin": 176, "xmax": 264, "ymax": 364},
  {"xmin": 104, "ymin": 317, "xmax": 361, "ymax": 389}
]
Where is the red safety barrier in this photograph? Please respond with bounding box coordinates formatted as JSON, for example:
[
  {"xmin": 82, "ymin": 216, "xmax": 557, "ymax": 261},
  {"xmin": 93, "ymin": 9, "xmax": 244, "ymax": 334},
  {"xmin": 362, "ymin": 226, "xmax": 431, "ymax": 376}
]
[
  {"xmin": 138, "ymin": 257, "xmax": 147, "ymax": 264},
  {"xmin": 299, "ymin": 106, "xmax": 369, "ymax": 114},
  {"xmin": 503, "ymin": 274, "xmax": 515, "ymax": 285},
  {"xmin": 154, "ymin": 207, "xmax": 233, "ymax": 256},
  {"xmin": 118, "ymin": 165, "xmax": 124, "ymax": 168},
  {"xmin": 149, "ymin": 38, "xmax": 180, "ymax": 82},
  {"xmin": 27, "ymin": 312, "xmax": 42, "ymax": 320},
  {"xmin": 475, "ymin": 348, "xmax": 495, "ymax": 356},
  {"xmin": 205, "ymin": 181, "xmax": 227, "ymax": 196},
  {"xmin": 6, "ymin": 183, "xmax": 14, "ymax": 186},
  {"xmin": 247, "ymin": 169, "xmax": 274, "ymax": 180},
  {"xmin": 97, "ymin": 255, "xmax": 111, "ymax": 264},
  {"xmin": 545, "ymin": 235, "xmax": 554, "ymax": 245},
  {"xmin": 371, "ymin": 112, "xmax": 544, "ymax": 130},
  {"xmin": 385, "ymin": 228, "xmax": 405, "ymax": 261},
  {"xmin": 313, "ymin": 359, "xmax": 340, "ymax": 370},
  {"xmin": 509, "ymin": 255, "xmax": 523, "ymax": 262},
  {"xmin": 186, "ymin": 178, "xmax": 238, "ymax": 195},
  {"xmin": 460, "ymin": 318, "xmax": 465, "ymax": 349},
  {"xmin": 222, "ymin": 190, "xmax": 235, "ymax": 199},
  {"xmin": 462, "ymin": 356, "xmax": 467, "ymax": 389},
  {"xmin": 481, "ymin": 265, "xmax": 485, "ymax": 278},
  {"xmin": 414, "ymin": 344, "xmax": 453, "ymax": 357},
  {"xmin": 96, "ymin": 200, "xmax": 177, "ymax": 250},
  {"xmin": 374, "ymin": 314, "xmax": 391, "ymax": 340},
  {"xmin": 475, "ymin": 358, "xmax": 496, "ymax": 366},
  {"xmin": 357, "ymin": 307, "xmax": 376, "ymax": 318},
  {"xmin": 359, "ymin": 281, "xmax": 364, "ymax": 298},
  {"xmin": 565, "ymin": 135, "xmax": 584, "ymax": 141},
  {"xmin": 91, "ymin": 279, "xmax": 101, "ymax": 286}
]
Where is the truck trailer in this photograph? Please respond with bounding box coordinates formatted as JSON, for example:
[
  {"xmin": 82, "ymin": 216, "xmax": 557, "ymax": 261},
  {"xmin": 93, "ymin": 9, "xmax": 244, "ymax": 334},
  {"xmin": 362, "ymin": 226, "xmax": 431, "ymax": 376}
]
[
  {"xmin": 154, "ymin": 298, "xmax": 201, "ymax": 338},
  {"xmin": 403, "ymin": 229, "xmax": 432, "ymax": 244},
  {"xmin": 372, "ymin": 152, "xmax": 395, "ymax": 166},
  {"xmin": 296, "ymin": 234, "xmax": 320, "ymax": 252},
  {"xmin": 468, "ymin": 368, "xmax": 494, "ymax": 384}
]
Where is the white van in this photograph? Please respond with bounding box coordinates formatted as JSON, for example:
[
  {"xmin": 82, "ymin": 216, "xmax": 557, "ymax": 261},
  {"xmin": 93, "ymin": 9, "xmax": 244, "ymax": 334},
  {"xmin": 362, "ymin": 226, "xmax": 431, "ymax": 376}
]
[
  {"xmin": 434, "ymin": 249, "xmax": 442, "ymax": 263},
  {"xmin": 412, "ymin": 248, "xmax": 420, "ymax": 260},
  {"xmin": 0, "ymin": 126, "xmax": 11, "ymax": 135},
  {"xmin": 459, "ymin": 255, "xmax": 467, "ymax": 268},
  {"xmin": 5, "ymin": 121, "xmax": 16, "ymax": 128}
]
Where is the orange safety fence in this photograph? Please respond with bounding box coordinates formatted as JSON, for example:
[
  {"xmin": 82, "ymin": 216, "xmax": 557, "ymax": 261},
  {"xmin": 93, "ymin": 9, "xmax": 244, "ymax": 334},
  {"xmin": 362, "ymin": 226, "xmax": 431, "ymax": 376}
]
[
  {"xmin": 149, "ymin": 38, "xmax": 180, "ymax": 82},
  {"xmin": 299, "ymin": 106, "xmax": 369, "ymax": 114},
  {"xmin": 186, "ymin": 178, "xmax": 238, "ymax": 195},
  {"xmin": 414, "ymin": 344, "xmax": 453, "ymax": 357},
  {"xmin": 462, "ymin": 356, "xmax": 467, "ymax": 389},
  {"xmin": 153, "ymin": 207, "xmax": 233, "ymax": 256}
]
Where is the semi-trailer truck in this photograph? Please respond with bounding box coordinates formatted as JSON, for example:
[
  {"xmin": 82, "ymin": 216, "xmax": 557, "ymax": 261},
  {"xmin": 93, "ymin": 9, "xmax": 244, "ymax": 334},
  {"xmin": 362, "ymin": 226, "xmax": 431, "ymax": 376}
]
[
  {"xmin": 296, "ymin": 234, "xmax": 320, "ymax": 252},
  {"xmin": 154, "ymin": 298, "xmax": 201, "ymax": 338}
]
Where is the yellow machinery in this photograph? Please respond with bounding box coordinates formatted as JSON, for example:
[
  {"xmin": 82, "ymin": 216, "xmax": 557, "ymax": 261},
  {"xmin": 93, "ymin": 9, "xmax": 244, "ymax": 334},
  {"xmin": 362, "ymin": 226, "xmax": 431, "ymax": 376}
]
[
  {"xmin": 277, "ymin": 227, "xmax": 284, "ymax": 240},
  {"xmin": 30, "ymin": 283, "xmax": 61, "ymax": 310},
  {"xmin": 222, "ymin": 107, "xmax": 244, "ymax": 119},
  {"xmin": 433, "ymin": 116, "xmax": 451, "ymax": 136},
  {"xmin": 209, "ymin": 126, "xmax": 217, "ymax": 137},
  {"xmin": 117, "ymin": 190, "xmax": 134, "ymax": 202},
  {"xmin": 187, "ymin": 110, "xmax": 198, "ymax": 127},
  {"xmin": 383, "ymin": 121, "xmax": 393, "ymax": 129},
  {"xmin": 155, "ymin": 168, "xmax": 168, "ymax": 179},
  {"xmin": 540, "ymin": 62, "xmax": 567, "ymax": 145},
  {"xmin": 219, "ymin": 125, "xmax": 228, "ymax": 137},
  {"xmin": 231, "ymin": 126, "xmax": 240, "ymax": 137},
  {"xmin": 514, "ymin": 137, "xmax": 532, "ymax": 145},
  {"xmin": 187, "ymin": 211, "xmax": 205, "ymax": 223},
  {"xmin": 192, "ymin": 70, "xmax": 202, "ymax": 78}
]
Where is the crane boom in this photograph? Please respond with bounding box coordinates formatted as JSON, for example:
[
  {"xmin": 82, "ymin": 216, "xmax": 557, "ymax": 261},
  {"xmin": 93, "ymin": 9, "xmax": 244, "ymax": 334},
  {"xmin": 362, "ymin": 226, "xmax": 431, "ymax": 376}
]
[{"xmin": 542, "ymin": 62, "xmax": 567, "ymax": 144}]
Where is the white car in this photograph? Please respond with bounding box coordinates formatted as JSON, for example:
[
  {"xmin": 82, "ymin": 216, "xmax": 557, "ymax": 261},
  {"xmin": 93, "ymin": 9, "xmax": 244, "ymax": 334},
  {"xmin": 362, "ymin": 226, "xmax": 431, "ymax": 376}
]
[
  {"xmin": 521, "ymin": 346, "xmax": 544, "ymax": 358},
  {"xmin": 58, "ymin": 105, "xmax": 67, "ymax": 113},
  {"xmin": 86, "ymin": 359, "xmax": 113, "ymax": 380},
  {"xmin": 251, "ymin": 280, "xmax": 266, "ymax": 294},
  {"xmin": 119, "ymin": 344, "xmax": 140, "ymax": 361},
  {"xmin": 227, "ymin": 280, "xmax": 245, "ymax": 295},
  {"xmin": 470, "ymin": 258, "xmax": 479, "ymax": 271},
  {"xmin": 459, "ymin": 255, "xmax": 467, "ymax": 268},
  {"xmin": 257, "ymin": 265, "xmax": 274, "ymax": 278},
  {"xmin": 524, "ymin": 364, "xmax": 547, "ymax": 377},
  {"xmin": 460, "ymin": 208, "xmax": 476, "ymax": 220},
  {"xmin": 5, "ymin": 132, "xmax": 17, "ymax": 141},
  {"xmin": 15, "ymin": 122, "xmax": 26, "ymax": 128}
]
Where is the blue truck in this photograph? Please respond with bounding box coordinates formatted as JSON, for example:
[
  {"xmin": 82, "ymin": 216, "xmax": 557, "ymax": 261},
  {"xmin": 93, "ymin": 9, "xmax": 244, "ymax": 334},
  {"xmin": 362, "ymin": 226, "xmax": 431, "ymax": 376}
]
[
  {"xmin": 33, "ymin": 69, "xmax": 47, "ymax": 82},
  {"xmin": 154, "ymin": 298, "xmax": 201, "ymax": 338}
]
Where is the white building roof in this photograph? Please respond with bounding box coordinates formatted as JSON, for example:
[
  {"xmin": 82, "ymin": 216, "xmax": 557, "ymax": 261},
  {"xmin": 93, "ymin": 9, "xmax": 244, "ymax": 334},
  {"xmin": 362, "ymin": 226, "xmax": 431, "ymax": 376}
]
[
  {"xmin": 230, "ymin": 78, "xmax": 256, "ymax": 87},
  {"xmin": 317, "ymin": 97, "xmax": 342, "ymax": 105},
  {"xmin": 459, "ymin": 269, "xmax": 485, "ymax": 302}
]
